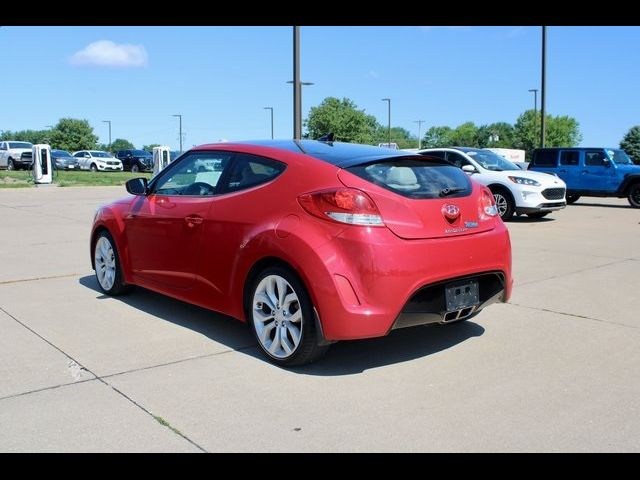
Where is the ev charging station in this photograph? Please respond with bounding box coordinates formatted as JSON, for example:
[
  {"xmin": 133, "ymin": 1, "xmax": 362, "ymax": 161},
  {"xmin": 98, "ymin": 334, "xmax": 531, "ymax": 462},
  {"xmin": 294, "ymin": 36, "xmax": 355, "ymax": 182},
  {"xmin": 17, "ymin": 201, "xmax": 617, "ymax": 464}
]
[
  {"xmin": 32, "ymin": 144, "xmax": 53, "ymax": 184},
  {"xmin": 153, "ymin": 146, "xmax": 171, "ymax": 175}
]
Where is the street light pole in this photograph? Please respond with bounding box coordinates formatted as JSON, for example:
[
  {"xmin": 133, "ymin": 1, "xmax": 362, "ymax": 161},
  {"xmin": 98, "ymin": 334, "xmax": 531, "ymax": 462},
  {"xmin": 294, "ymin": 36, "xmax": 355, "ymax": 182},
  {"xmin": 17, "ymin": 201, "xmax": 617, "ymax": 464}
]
[
  {"xmin": 414, "ymin": 120, "xmax": 425, "ymax": 149},
  {"xmin": 293, "ymin": 26, "xmax": 301, "ymax": 140},
  {"xmin": 264, "ymin": 107, "xmax": 274, "ymax": 139},
  {"xmin": 381, "ymin": 98, "xmax": 391, "ymax": 146},
  {"xmin": 540, "ymin": 26, "xmax": 547, "ymax": 148},
  {"xmin": 102, "ymin": 120, "xmax": 111, "ymax": 149},
  {"xmin": 172, "ymin": 114, "xmax": 183, "ymax": 153},
  {"xmin": 528, "ymin": 89, "xmax": 538, "ymax": 115}
]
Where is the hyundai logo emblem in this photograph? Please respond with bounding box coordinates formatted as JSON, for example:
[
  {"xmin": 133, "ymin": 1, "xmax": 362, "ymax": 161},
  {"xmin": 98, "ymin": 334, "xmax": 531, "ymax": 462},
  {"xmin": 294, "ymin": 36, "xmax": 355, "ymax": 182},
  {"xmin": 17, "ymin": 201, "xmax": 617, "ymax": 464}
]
[{"xmin": 442, "ymin": 204, "xmax": 460, "ymax": 222}]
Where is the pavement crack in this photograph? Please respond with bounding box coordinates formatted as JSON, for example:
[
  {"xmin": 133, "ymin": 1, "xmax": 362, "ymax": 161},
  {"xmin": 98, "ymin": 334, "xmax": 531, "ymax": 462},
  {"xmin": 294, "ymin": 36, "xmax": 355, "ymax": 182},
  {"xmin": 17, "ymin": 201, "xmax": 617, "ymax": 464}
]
[
  {"xmin": 508, "ymin": 302, "xmax": 640, "ymax": 330},
  {"xmin": 0, "ymin": 273, "xmax": 81, "ymax": 286}
]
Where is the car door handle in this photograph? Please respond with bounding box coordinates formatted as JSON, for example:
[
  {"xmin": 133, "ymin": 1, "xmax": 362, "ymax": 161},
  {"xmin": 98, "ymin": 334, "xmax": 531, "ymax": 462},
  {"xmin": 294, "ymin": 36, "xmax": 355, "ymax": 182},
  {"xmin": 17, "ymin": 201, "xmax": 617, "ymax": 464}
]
[{"xmin": 185, "ymin": 215, "xmax": 203, "ymax": 227}]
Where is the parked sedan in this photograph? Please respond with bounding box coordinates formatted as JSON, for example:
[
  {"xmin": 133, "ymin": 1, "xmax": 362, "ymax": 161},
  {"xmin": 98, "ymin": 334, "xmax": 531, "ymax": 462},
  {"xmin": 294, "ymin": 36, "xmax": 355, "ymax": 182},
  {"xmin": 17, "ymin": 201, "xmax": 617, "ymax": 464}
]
[
  {"xmin": 51, "ymin": 150, "xmax": 80, "ymax": 170},
  {"xmin": 73, "ymin": 150, "xmax": 123, "ymax": 172},
  {"xmin": 90, "ymin": 140, "xmax": 512, "ymax": 366}
]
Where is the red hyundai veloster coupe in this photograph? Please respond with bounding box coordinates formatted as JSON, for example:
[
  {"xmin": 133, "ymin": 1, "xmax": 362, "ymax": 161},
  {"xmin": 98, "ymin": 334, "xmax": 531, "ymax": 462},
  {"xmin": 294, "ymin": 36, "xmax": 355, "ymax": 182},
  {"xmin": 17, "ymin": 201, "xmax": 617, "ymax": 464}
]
[{"xmin": 91, "ymin": 140, "xmax": 512, "ymax": 365}]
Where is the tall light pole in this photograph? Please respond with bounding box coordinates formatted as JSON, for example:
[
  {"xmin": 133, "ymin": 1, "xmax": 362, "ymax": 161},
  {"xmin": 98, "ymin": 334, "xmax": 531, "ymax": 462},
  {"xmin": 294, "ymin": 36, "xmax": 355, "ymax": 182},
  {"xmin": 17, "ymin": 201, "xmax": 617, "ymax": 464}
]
[
  {"xmin": 263, "ymin": 107, "xmax": 274, "ymax": 139},
  {"xmin": 414, "ymin": 120, "xmax": 425, "ymax": 149},
  {"xmin": 381, "ymin": 98, "xmax": 391, "ymax": 146},
  {"xmin": 287, "ymin": 80, "xmax": 314, "ymax": 138},
  {"xmin": 528, "ymin": 89, "xmax": 538, "ymax": 115},
  {"xmin": 293, "ymin": 26, "xmax": 301, "ymax": 140},
  {"xmin": 102, "ymin": 120, "xmax": 111, "ymax": 149},
  {"xmin": 540, "ymin": 26, "xmax": 547, "ymax": 148},
  {"xmin": 172, "ymin": 114, "xmax": 183, "ymax": 153}
]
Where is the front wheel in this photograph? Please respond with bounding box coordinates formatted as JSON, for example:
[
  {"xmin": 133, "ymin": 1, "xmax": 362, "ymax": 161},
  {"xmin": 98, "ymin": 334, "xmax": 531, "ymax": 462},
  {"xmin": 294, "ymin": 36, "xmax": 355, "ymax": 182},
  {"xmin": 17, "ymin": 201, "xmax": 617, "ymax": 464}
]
[
  {"xmin": 566, "ymin": 194, "xmax": 581, "ymax": 205},
  {"xmin": 93, "ymin": 231, "xmax": 130, "ymax": 296},
  {"xmin": 527, "ymin": 212, "xmax": 549, "ymax": 219},
  {"xmin": 7, "ymin": 159, "xmax": 14, "ymax": 171},
  {"xmin": 90, "ymin": 163, "xmax": 98, "ymax": 172},
  {"xmin": 131, "ymin": 163, "xmax": 140, "ymax": 173},
  {"xmin": 248, "ymin": 267, "xmax": 329, "ymax": 366},
  {"xmin": 492, "ymin": 188, "xmax": 515, "ymax": 221},
  {"xmin": 628, "ymin": 183, "xmax": 640, "ymax": 208}
]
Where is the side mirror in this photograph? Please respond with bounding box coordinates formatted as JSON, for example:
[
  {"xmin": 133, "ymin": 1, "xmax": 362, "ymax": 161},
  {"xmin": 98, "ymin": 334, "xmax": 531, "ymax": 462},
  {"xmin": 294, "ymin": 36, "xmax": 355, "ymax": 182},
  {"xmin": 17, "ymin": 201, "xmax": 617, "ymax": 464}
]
[
  {"xmin": 126, "ymin": 177, "xmax": 149, "ymax": 196},
  {"xmin": 462, "ymin": 165, "xmax": 476, "ymax": 175}
]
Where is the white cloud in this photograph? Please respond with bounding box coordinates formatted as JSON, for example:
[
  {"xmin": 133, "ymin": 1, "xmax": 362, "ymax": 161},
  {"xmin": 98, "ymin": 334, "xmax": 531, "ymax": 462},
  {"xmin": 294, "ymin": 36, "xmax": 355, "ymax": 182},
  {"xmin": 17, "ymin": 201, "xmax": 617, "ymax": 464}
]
[{"xmin": 70, "ymin": 40, "xmax": 148, "ymax": 67}]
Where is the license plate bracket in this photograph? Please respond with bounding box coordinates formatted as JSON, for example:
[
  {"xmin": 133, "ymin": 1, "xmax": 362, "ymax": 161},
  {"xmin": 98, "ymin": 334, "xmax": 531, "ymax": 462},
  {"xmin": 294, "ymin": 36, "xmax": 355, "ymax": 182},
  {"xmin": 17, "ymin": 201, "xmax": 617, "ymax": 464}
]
[{"xmin": 445, "ymin": 280, "xmax": 479, "ymax": 311}]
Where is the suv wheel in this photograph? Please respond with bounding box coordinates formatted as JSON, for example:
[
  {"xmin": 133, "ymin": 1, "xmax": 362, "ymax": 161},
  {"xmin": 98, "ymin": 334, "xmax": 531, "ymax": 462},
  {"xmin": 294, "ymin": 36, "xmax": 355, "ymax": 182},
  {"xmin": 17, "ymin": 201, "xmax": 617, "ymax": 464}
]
[
  {"xmin": 7, "ymin": 159, "xmax": 14, "ymax": 171},
  {"xmin": 131, "ymin": 163, "xmax": 140, "ymax": 173},
  {"xmin": 247, "ymin": 266, "xmax": 329, "ymax": 366},
  {"xmin": 492, "ymin": 188, "xmax": 515, "ymax": 221},
  {"xmin": 628, "ymin": 183, "xmax": 640, "ymax": 208}
]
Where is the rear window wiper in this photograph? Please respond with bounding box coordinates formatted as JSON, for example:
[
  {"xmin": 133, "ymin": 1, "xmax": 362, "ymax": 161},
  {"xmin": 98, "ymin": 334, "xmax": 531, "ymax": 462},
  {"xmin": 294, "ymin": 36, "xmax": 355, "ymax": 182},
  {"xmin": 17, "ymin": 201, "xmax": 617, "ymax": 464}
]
[{"xmin": 439, "ymin": 187, "xmax": 467, "ymax": 197}]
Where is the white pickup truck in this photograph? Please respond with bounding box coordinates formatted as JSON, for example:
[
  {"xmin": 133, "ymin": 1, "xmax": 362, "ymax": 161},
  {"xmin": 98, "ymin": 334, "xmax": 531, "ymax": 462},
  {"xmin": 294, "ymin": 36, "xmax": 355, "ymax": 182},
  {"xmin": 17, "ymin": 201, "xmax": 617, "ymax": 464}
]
[{"xmin": 0, "ymin": 141, "xmax": 34, "ymax": 170}]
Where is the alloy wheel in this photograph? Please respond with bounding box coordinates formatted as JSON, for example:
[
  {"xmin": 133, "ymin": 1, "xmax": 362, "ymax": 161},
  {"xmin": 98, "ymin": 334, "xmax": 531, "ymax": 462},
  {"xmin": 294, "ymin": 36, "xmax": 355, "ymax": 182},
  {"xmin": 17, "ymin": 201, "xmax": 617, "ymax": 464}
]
[{"xmin": 94, "ymin": 236, "xmax": 116, "ymax": 291}]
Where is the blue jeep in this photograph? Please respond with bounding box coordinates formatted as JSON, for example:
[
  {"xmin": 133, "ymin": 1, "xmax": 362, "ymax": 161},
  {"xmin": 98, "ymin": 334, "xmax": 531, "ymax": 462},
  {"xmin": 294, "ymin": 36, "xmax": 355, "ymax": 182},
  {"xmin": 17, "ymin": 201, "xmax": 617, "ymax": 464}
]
[{"xmin": 528, "ymin": 148, "xmax": 640, "ymax": 208}]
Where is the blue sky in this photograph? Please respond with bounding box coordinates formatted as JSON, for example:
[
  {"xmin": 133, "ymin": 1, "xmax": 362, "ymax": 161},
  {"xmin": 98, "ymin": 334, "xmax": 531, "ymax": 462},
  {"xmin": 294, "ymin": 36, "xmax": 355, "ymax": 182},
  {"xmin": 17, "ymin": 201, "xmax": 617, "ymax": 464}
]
[{"xmin": 1, "ymin": 26, "xmax": 638, "ymax": 150}]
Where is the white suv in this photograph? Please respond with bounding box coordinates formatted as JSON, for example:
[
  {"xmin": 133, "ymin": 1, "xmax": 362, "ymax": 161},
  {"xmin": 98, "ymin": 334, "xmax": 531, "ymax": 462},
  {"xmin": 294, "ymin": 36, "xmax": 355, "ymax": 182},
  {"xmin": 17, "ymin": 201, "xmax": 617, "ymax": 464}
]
[
  {"xmin": 419, "ymin": 147, "xmax": 567, "ymax": 220},
  {"xmin": 73, "ymin": 150, "xmax": 123, "ymax": 172}
]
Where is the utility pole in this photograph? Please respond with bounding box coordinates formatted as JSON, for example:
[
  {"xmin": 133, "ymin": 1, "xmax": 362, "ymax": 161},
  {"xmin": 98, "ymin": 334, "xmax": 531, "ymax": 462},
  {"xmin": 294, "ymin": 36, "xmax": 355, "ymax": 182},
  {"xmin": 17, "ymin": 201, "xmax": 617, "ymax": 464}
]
[
  {"xmin": 264, "ymin": 107, "xmax": 274, "ymax": 139},
  {"xmin": 102, "ymin": 120, "xmax": 111, "ymax": 149},
  {"xmin": 540, "ymin": 26, "xmax": 547, "ymax": 148},
  {"xmin": 414, "ymin": 120, "xmax": 425, "ymax": 149},
  {"xmin": 382, "ymin": 98, "xmax": 391, "ymax": 146},
  {"xmin": 173, "ymin": 114, "xmax": 183, "ymax": 153}
]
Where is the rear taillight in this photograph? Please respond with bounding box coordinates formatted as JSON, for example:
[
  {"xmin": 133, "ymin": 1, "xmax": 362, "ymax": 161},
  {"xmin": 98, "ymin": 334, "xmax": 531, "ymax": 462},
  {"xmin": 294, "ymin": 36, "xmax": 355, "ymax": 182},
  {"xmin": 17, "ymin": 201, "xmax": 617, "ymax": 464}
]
[
  {"xmin": 480, "ymin": 188, "xmax": 499, "ymax": 219},
  {"xmin": 298, "ymin": 188, "xmax": 384, "ymax": 226}
]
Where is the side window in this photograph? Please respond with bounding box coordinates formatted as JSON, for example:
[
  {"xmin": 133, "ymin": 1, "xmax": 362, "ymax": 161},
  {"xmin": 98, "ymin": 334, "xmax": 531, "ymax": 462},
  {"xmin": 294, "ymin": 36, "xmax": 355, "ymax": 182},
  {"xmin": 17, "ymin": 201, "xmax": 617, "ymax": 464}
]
[
  {"xmin": 74, "ymin": 152, "xmax": 83, "ymax": 158},
  {"xmin": 560, "ymin": 151, "xmax": 579, "ymax": 166},
  {"xmin": 533, "ymin": 150, "xmax": 557, "ymax": 167},
  {"xmin": 585, "ymin": 151, "xmax": 606, "ymax": 166},
  {"xmin": 153, "ymin": 151, "xmax": 233, "ymax": 196},
  {"xmin": 0, "ymin": 143, "xmax": 6, "ymax": 151},
  {"xmin": 224, "ymin": 154, "xmax": 286, "ymax": 193},
  {"xmin": 445, "ymin": 152, "xmax": 472, "ymax": 168}
]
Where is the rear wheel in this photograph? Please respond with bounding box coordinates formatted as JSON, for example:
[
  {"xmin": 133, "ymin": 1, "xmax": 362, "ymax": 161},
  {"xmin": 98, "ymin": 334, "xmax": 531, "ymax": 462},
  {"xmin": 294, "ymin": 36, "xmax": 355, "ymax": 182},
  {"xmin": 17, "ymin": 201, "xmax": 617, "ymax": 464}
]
[
  {"xmin": 566, "ymin": 194, "xmax": 581, "ymax": 204},
  {"xmin": 248, "ymin": 266, "xmax": 329, "ymax": 366},
  {"xmin": 492, "ymin": 188, "xmax": 515, "ymax": 221},
  {"xmin": 93, "ymin": 231, "xmax": 130, "ymax": 296},
  {"xmin": 527, "ymin": 212, "xmax": 549, "ymax": 219},
  {"xmin": 90, "ymin": 163, "xmax": 98, "ymax": 172},
  {"xmin": 628, "ymin": 183, "xmax": 640, "ymax": 208}
]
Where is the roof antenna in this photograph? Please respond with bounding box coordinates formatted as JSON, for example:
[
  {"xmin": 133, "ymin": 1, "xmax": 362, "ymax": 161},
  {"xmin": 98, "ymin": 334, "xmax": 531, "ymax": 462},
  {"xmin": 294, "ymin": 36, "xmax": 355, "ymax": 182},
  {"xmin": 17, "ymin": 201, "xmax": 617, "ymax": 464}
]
[{"xmin": 317, "ymin": 133, "xmax": 335, "ymax": 142}]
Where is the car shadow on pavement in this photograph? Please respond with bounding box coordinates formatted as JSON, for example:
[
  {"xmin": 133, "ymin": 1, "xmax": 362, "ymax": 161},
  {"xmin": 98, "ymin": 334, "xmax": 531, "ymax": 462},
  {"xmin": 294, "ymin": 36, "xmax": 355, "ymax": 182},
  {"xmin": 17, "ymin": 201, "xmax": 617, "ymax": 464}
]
[
  {"xmin": 572, "ymin": 202, "xmax": 631, "ymax": 209},
  {"xmin": 79, "ymin": 275, "xmax": 485, "ymax": 375},
  {"xmin": 509, "ymin": 216, "xmax": 555, "ymax": 223}
]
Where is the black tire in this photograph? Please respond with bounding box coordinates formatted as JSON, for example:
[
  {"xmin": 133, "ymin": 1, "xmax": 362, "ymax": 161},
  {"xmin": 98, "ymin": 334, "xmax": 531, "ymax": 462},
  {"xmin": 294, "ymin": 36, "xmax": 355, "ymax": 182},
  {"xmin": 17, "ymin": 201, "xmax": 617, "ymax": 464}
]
[
  {"xmin": 90, "ymin": 163, "xmax": 98, "ymax": 172},
  {"xmin": 628, "ymin": 183, "xmax": 640, "ymax": 208},
  {"xmin": 527, "ymin": 212, "xmax": 550, "ymax": 219},
  {"xmin": 7, "ymin": 159, "xmax": 14, "ymax": 171},
  {"xmin": 131, "ymin": 163, "xmax": 140, "ymax": 173},
  {"xmin": 566, "ymin": 194, "xmax": 581, "ymax": 205},
  {"xmin": 93, "ymin": 230, "xmax": 131, "ymax": 296},
  {"xmin": 247, "ymin": 266, "xmax": 329, "ymax": 366},
  {"xmin": 491, "ymin": 187, "xmax": 515, "ymax": 221}
]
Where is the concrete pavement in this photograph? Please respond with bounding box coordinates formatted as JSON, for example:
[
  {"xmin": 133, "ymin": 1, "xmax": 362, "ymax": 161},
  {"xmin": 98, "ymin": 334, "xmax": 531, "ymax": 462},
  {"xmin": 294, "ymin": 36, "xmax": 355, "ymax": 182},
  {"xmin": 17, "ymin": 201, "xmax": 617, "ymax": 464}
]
[{"xmin": 0, "ymin": 186, "xmax": 638, "ymax": 451}]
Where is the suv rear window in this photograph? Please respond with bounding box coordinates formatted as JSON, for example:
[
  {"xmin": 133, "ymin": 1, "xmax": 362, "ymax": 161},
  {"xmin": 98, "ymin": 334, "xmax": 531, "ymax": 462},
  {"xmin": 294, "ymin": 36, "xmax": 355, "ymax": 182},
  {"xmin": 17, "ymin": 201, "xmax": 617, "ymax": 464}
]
[
  {"xmin": 346, "ymin": 158, "xmax": 472, "ymax": 199},
  {"xmin": 532, "ymin": 150, "xmax": 557, "ymax": 167}
]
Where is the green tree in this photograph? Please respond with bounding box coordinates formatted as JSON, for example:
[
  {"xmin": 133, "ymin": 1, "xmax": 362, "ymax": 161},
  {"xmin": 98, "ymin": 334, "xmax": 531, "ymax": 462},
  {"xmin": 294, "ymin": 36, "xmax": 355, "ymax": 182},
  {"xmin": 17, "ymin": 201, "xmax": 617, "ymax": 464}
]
[
  {"xmin": 142, "ymin": 144, "xmax": 161, "ymax": 152},
  {"xmin": 109, "ymin": 138, "xmax": 135, "ymax": 152},
  {"xmin": 423, "ymin": 126, "xmax": 454, "ymax": 148},
  {"xmin": 620, "ymin": 126, "xmax": 640, "ymax": 164},
  {"xmin": 49, "ymin": 118, "xmax": 99, "ymax": 152},
  {"xmin": 514, "ymin": 110, "xmax": 582, "ymax": 159},
  {"xmin": 375, "ymin": 126, "xmax": 417, "ymax": 149},
  {"xmin": 0, "ymin": 129, "xmax": 51, "ymax": 144},
  {"xmin": 475, "ymin": 122, "xmax": 515, "ymax": 148},
  {"xmin": 449, "ymin": 122, "xmax": 478, "ymax": 146},
  {"xmin": 304, "ymin": 97, "xmax": 380, "ymax": 144}
]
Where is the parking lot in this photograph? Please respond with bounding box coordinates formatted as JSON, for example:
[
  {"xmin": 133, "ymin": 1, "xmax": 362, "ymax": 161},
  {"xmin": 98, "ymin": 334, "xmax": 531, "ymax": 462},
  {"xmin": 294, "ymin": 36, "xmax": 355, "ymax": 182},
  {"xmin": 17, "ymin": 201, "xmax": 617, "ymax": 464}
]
[{"xmin": 0, "ymin": 185, "xmax": 639, "ymax": 452}]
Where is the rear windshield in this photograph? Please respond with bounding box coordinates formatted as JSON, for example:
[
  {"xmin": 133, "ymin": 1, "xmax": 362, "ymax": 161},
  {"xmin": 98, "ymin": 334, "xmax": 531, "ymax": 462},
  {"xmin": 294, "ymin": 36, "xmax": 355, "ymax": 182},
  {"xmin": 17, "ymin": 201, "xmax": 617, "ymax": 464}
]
[{"xmin": 347, "ymin": 158, "xmax": 472, "ymax": 199}]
